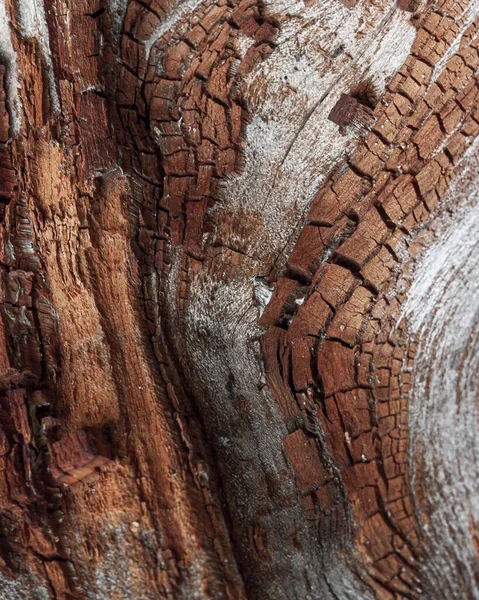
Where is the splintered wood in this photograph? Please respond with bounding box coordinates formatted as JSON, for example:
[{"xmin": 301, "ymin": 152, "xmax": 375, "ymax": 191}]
[{"xmin": 0, "ymin": 0, "xmax": 478, "ymax": 598}]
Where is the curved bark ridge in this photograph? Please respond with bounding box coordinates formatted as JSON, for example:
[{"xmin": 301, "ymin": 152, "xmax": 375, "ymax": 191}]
[
  {"xmin": 113, "ymin": 0, "xmax": 417, "ymax": 597},
  {"xmin": 400, "ymin": 141, "xmax": 479, "ymax": 597},
  {"xmin": 112, "ymin": 0, "xmax": 417, "ymax": 596},
  {"xmin": 0, "ymin": 0, "xmax": 477, "ymax": 598},
  {"xmin": 259, "ymin": 3, "xmax": 479, "ymax": 597}
]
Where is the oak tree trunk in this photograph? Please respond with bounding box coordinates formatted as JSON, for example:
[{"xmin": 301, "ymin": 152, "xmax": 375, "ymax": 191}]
[{"xmin": 0, "ymin": 0, "xmax": 478, "ymax": 598}]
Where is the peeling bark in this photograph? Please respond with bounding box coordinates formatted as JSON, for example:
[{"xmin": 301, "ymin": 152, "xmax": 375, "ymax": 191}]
[{"xmin": 0, "ymin": 0, "xmax": 478, "ymax": 598}]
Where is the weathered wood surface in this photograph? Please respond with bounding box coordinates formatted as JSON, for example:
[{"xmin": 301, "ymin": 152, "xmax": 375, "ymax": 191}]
[{"xmin": 0, "ymin": 0, "xmax": 478, "ymax": 598}]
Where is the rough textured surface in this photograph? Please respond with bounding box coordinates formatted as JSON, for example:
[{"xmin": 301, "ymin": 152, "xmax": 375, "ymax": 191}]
[{"xmin": 0, "ymin": 0, "xmax": 478, "ymax": 598}]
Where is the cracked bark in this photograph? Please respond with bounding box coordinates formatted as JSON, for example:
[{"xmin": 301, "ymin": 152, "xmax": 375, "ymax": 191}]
[{"xmin": 0, "ymin": 0, "xmax": 478, "ymax": 598}]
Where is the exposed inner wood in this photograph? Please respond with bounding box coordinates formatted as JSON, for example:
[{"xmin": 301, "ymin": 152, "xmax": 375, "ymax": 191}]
[{"xmin": 0, "ymin": 0, "xmax": 478, "ymax": 598}]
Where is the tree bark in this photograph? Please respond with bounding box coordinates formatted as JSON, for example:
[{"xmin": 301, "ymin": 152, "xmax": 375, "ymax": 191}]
[{"xmin": 0, "ymin": 0, "xmax": 478, "ymax": 598}]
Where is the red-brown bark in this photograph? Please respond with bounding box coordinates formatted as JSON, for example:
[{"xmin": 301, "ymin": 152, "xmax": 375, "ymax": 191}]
[{"xmin": 0, "ymin": 0, "xmax": 478, "ymax": 598}]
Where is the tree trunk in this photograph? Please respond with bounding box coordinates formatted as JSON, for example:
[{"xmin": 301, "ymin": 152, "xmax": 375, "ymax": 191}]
[{"xmin": 0, "ymin": 0, "xmax": 478, "ymax": 598}]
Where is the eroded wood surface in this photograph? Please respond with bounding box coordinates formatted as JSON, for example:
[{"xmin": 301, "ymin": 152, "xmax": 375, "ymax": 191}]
[{"xmin": 0, "ymin": 0, "xmax": 478, "ymax": 598}]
